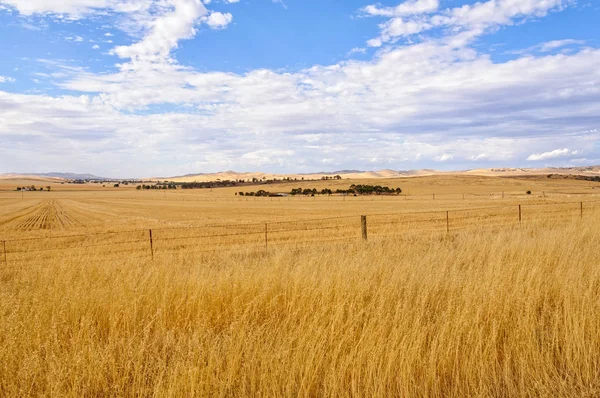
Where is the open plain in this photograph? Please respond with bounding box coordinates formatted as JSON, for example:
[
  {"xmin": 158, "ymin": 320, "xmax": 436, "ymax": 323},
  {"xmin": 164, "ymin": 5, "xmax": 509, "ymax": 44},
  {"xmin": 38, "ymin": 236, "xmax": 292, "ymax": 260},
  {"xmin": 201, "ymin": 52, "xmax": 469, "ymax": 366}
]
[{"xmin": 1, "ymin": 174, "xmax": 600, "ymax": 396}]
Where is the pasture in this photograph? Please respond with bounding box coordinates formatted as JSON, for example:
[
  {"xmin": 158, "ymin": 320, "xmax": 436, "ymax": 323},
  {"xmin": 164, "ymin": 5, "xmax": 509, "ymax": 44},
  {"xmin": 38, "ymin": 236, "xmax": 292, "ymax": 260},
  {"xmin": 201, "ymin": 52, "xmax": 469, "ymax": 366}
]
[{"xmin": 1, "ymin": 174, "xmax": 600, "ymax": 396}]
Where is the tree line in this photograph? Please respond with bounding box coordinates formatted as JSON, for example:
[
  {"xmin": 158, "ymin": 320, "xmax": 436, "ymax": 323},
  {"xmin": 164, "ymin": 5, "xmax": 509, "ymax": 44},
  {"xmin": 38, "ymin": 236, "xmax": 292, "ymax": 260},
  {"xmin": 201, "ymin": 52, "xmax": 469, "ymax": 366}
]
[
  {"xmin": 237, "ymin": 185, "xmax": 402, "ymax": 197},
  {"xmin": 137, "ymin": 184, "xmax": 178, "ymax": 190},
  {"xmin": 15, "ymin": 185, "xmax": 52, "ymax": 191}
]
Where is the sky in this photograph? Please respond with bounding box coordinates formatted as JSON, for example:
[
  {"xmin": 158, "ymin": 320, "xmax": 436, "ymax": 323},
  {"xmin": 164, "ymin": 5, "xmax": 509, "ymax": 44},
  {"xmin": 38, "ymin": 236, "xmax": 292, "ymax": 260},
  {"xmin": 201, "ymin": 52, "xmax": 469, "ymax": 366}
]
[{"xmin": 0, "ymin": 0, "xmax": 599, "ymax": 178}]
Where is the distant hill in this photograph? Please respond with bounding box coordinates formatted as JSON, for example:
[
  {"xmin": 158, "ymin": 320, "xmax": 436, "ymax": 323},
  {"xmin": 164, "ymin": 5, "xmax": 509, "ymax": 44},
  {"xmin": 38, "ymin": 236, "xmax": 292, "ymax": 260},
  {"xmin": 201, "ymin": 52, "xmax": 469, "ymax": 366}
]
[
  {"xmin": 3, "ymin": 166, "xmax": 600, "ymax": 183},
  {"xmin": 154, "ymin": 169, "xmax": 435, "ymax": 182},
  {"xmin": 0, "ymin": 172, "xmax": 107, "ymax": 180},
  {"xmin": 156, "ymin": 166, "xmax": 600, "ymax": 183}
]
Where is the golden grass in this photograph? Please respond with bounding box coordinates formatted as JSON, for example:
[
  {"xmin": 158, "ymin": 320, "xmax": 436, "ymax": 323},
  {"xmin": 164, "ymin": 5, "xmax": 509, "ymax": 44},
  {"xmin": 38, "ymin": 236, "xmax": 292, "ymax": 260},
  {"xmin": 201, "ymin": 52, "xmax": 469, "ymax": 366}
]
[
  {"xmin": 1, "ymin": 175, "xmax": 600, "ymax": 396},
  {"xmin": 1, "ymin": 217, "xmax": 600, "ymax": 396}
]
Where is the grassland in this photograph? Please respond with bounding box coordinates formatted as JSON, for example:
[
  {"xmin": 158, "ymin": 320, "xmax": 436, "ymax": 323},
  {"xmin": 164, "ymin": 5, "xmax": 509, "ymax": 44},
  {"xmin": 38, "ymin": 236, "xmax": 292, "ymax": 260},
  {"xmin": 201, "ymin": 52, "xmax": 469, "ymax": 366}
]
[{"xmin": 1, "ymin": 174, "xmax": 600, "ymax": 396}]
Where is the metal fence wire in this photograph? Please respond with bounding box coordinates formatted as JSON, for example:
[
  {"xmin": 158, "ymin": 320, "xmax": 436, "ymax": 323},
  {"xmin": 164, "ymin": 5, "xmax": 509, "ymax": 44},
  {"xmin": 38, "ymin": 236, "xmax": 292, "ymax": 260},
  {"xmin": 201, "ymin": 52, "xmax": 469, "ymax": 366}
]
[{"xmin": 0, "ymin": 200, "xmax": 597, "ymax": 266}]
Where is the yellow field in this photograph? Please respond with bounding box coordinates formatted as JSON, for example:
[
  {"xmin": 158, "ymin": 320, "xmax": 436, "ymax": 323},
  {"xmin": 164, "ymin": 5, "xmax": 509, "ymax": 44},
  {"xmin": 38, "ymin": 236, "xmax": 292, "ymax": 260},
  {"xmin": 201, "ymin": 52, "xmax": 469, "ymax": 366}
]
[{"xmin": 1, "ymin": 175, "xmax": 600, "ymax": 396}]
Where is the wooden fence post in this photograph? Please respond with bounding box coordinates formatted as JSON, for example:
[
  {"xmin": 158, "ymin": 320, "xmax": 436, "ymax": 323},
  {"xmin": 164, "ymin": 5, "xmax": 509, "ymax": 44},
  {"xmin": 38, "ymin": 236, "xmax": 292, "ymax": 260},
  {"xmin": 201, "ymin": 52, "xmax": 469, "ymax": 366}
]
[
  {"xmin": 2, "ymin": 240, "xmax": 6, "ymax": 265},
  {"xmin": 149, "ymin": 229, "xmax": 154, "ymax": 260},
  {"xmin": 518, "ymin": 205, "xmax": 522, "ymax": 225},
  {"xmin": 432, "ymin": 193, "xmax": 435, "ymax": 200},
  {"xmin": 446, "ymin": 211, "xmax": 450, "ymax": 233},
  {"xmin": 361, "ymin": 215, "xmax": 368, "ymax": 241},
  {"xmin": 580, "ymin": 202, "xmax": 583, "ymax": 219}
]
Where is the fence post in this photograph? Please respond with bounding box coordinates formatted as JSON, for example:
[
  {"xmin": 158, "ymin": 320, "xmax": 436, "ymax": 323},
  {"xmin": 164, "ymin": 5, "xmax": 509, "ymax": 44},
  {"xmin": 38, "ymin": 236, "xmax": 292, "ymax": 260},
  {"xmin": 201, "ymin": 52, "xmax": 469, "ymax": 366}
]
[
  {"xmin": 580, "ymin": 202, "xmax": 583, "ymax": 219},
  {"xmin": 518, "ymin": 205, "xmax": 522, "ymax": 225},
  {"xmin": 265, "ymin": 223, "xmax": 268, "ymax": 251},
  {"xmin": 446, "ymin": 211, "xmax": 450, "ymax": 233},
  {"xmin": 361, "ymin": 215, "xmax": 368, "ymax": 241},
  {"xmin": 2, "ymin": 240, "xmax": 6, "ymax": 265},
  {"xmin": 432, "ymin": 193, "xmax": 435, "ymax": 200},
  {"xmin": 149, "ymin": 229, "xmax": 154, "ymax": 260}
]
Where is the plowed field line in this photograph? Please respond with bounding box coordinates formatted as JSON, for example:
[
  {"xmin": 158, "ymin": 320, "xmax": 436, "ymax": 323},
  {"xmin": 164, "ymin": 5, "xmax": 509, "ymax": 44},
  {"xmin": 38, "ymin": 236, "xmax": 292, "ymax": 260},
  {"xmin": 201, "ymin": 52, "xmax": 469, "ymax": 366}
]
[{"xmin": 2, "ymin": 200, "xmax": 84, "ymax": 232}]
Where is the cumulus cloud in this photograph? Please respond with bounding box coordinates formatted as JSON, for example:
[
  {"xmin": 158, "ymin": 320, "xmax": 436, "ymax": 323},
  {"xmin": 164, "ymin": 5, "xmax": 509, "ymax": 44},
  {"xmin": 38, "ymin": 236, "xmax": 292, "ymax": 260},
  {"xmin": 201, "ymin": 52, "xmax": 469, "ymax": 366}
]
[
  {"xmin": 204, "ymin": 11, "xmax": 233, "ymax": 29},
  {"xmin": 527, "ymin": 148, "xmax": 579, "ymax": 161},
  {"xmin": 2, "ymin": 41, "xmax": 596, "ymax": 175},
  {"xmin": 1, "ymin": 0, "xmax": 230, "ymax": 68},
  {"xmin": 111, "ymin": 0, "xmax": 208, "ymax": 65},
  {"xmin": 0, "ymin": 76, "xmax": 16, "ymax": 83}
]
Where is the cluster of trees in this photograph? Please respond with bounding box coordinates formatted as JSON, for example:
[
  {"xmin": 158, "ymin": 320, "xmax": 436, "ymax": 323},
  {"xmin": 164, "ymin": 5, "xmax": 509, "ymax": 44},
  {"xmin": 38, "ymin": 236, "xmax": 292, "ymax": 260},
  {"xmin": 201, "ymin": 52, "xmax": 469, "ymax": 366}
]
[
  {"xmin": 288, "ymin": 185, "xmax": 401, "ymax": 196},
  {"xmin": 238, "ymin": 190, "xmax": 272, "ymax": 197},
  {"xmin": 320, "ymin": 175, "xmax": 342, "ymax": 180},
  {"xmin": 290, "ymin": 188, "xmax": 332, "ymax": 196},
  {"xmin": 136, "ymin": 184, "xmax": 177, "ymax": 190},
  {"xmin": 159, "ymin": 176, "xmax": 334, "ymax": 191},
  {"xmin": 547, "ymin": 174, "xmax": 600, "ymax": 182},
  {"xmin": 349, "ymin": 184, "xmax": 402, "ymax": 195},
  {"xmin": 179, "ymin": 180, "xmax": 239, "ymax": 189},
  {"xmin": 16, "ymin": 185, "xmax": 51, "ymax": 191}
]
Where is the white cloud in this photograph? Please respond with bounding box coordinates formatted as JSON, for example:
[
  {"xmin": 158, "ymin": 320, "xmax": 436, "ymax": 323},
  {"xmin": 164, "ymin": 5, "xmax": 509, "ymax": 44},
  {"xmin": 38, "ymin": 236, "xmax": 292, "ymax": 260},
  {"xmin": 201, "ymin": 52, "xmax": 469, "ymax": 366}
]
[
  {"xmin": 1, "ymin": 0, "xmax": 229, "ymax": 68},
  {"xmin": 435, "ymin": 153, "xmax": 454, "ymax": 162},
  {"xmin": 527, "ymin": 148, "xmax": 579, "ymax": 161},
  {"xmin": 92, "ymin": 44, "xmax": 100, "ymax": 49},
  {"xmin": 348, "ymin": 47, "xmax": 366, "ymax": 56},
  {"xmin": 540, "ymin": 39, "xmax": 585, "ymax": 52},
  {"xmin": 366, "ymin": 38, "xmax": 382, "ymax": 48},
  {"xmin": 365, "ymin": 0, "xmax": 572, "ymax": 47},
  {"xmin": 204, "ymin": 11, "xmax": 233, "ymax": 30},
  {"xmin": 65, "ymin": 35, "xmax": 84, "ymax": 42},
  {"xmin": 470, "ymin": 153, "xmax": 490, "ymax": 161},
  {"xmin": 0, "ymin": 0, "xmax": 115, "ymax": 17},
  {"xmin": 510, "ymin": 39, "xmax": 586, "ymax": 55},
  {"xmin": 272, "ymin": 0, "xmax": 287, "ymax": 8},
  {"xmin": 2, "ymin": 41, "xmax": 594, "ymax": 175},
  {"xmin": 0, "ymin": 76, "xmax": 16, "ymax": 83},
  {"xmin": 111, "ymin": 0, "xmax": 208, "ymax": 66},
  {"xmin": 362, "ymin": 0, "xmax": 439, "ymax": 17}
]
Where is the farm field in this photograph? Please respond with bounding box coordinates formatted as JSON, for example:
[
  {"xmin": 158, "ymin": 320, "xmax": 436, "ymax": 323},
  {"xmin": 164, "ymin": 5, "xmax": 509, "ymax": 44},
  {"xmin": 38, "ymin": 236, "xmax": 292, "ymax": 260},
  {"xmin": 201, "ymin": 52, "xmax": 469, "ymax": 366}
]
[{"xmin": 1, "ymin": 174, "xmax": 600, "ymax": 396}]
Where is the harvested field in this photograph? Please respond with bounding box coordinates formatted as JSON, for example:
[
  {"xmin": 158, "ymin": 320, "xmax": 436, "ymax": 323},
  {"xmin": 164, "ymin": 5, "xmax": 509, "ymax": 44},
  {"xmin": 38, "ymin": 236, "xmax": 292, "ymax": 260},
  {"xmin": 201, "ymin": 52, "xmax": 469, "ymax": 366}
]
[{"xmin": 1, "ymin": 174, "xmax": 600, "ymax": 396}]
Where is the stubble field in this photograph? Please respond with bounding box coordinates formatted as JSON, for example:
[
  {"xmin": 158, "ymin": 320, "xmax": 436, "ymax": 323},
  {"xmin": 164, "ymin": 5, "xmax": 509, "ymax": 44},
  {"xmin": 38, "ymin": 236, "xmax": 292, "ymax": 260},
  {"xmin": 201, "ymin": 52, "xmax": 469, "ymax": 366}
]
[{"xmin": 1, "ymin": 174, "xmax": 600, "ymax": 396}]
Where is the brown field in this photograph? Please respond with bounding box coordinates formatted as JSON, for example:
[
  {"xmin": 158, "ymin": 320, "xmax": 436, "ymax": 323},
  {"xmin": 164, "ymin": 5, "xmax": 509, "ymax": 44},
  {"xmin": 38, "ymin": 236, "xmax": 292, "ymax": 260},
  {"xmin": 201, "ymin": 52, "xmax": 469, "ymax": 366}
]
[{"xmin": 1, "ymin": 174, "xmax": 600, "ymax": 396}]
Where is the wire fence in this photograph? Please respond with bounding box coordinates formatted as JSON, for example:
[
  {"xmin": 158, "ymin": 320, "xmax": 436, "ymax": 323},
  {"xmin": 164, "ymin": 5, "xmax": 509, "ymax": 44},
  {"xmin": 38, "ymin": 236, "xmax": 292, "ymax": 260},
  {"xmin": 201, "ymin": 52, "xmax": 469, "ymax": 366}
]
[
  {"xmin": 2, "ymin": 188, "xmax": 599, "ymax": 203},
  {"xmin": 1, "ymin": 200, "xmax": 599, "ymax": 266}
]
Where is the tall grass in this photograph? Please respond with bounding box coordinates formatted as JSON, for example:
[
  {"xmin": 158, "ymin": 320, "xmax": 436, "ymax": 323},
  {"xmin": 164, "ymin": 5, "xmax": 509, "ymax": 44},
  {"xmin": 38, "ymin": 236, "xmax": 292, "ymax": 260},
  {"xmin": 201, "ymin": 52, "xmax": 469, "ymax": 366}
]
[{"xmin": 1, "ymin": 217, "xmax": 600, "ymax": 396}]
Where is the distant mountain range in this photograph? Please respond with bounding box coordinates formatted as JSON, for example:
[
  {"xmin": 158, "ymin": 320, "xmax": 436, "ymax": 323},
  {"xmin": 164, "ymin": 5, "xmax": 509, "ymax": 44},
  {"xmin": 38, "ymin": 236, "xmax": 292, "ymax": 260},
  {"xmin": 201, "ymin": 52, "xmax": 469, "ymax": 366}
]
[
  {"xmin": 156, "ymin": 166, "xmax": 600, "ymax": 182},
  {"xmin": 2, "ymin": 166, "xmax": 600, "ymax": 182},
  {"xmin": 0, "ymin": 172, "xmax": 107, "ymax": 180}
]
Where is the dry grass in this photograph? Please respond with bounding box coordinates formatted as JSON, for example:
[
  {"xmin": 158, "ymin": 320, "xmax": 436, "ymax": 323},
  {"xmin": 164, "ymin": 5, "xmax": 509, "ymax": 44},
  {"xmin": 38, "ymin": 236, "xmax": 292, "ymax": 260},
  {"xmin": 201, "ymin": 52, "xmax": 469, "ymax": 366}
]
[{"xmin": 1, "ymin": 175, "xmax": 600, "ymax": 396}]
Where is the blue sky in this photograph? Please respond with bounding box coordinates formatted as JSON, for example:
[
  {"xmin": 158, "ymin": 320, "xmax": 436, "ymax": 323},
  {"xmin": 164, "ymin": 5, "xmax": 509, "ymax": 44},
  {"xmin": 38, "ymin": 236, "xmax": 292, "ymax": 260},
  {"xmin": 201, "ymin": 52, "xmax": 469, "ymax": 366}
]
[{"xmin": 0, "ymin": 0, "xmax": 599, "ymax": 178}]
